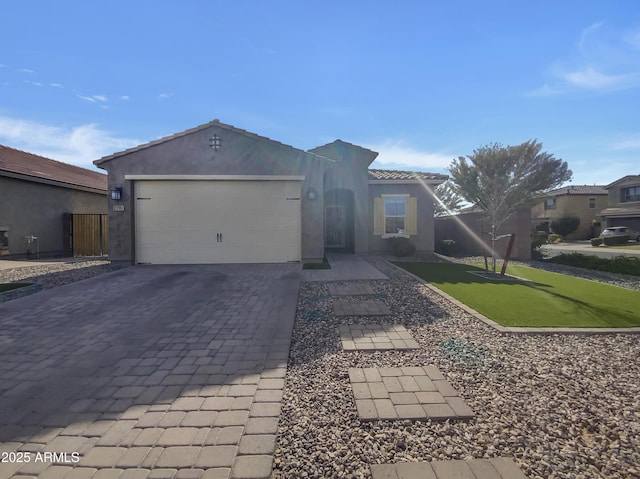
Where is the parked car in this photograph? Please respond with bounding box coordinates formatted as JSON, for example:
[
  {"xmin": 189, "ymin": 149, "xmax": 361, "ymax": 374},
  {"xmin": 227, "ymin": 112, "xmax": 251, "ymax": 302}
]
[{"xmin": 599, "ymin": 226, "xmax": 640, "ymax": 242}]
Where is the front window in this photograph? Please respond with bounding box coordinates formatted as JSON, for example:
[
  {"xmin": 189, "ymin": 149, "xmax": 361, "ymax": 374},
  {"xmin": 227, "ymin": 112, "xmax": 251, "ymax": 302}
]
[
  {"xmin": 589, "ymin": 197, "xmax": 596, "ymax": 208},
  {"xmin": 621, "ymin": 186, "xmax": 640, "ymax": 203},
  {"xmin": 544, "ymin": 198, "xmax": 556, "ymax": 210},
  {"xmin": 384, "ymin": 197, "xmax": 406, "ymax": 234}
]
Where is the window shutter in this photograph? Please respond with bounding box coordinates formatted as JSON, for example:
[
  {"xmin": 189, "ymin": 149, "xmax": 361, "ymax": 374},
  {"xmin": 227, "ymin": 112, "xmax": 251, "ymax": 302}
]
[
  {"xmin": 374, "ymin": 197, "xmax": 384, "ymax": 235},
  {"xmin": 406, "ymin": 197, "xmax": 417, "ymax": 235}
]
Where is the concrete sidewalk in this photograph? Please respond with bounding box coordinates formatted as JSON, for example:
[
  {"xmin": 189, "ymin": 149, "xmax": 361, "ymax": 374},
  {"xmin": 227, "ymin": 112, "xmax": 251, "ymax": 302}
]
[{"xmin": 302, "ymin": 253, "xmax": 388, "ymax": 281}]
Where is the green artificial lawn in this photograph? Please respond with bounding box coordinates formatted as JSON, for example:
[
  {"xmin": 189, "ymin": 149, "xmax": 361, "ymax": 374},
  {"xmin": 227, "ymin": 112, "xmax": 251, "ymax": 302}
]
[
  {"xmin": 394, "ymin": 262, "xmax": 640, "ymax": 328},
  {"xmin": 0, "ymin": 283, "xmax": 31, "ymax": 293}
]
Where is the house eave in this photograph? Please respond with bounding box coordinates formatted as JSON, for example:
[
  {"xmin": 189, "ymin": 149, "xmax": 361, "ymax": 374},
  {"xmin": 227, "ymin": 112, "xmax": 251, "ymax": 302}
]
[{"xmin": 0, "ymin": 170, "xmax": 107, "ymax": 194}]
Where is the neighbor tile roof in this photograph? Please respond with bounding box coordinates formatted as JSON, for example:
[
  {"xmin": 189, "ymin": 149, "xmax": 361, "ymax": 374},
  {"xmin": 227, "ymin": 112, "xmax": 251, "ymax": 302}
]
[
  {"xmin": 544, "ymin": 185, "xmax": 608, "ymax": 196},
  {"xmin": 0, "ymin": 145, "xmax": 107, "ymax": 191},
  {"xmin": 368, "ymin": 169, "xmax": 448, "ymax": 181}
]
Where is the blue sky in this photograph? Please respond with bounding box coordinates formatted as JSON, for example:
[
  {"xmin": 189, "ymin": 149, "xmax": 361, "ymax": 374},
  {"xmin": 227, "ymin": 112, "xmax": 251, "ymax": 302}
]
[{"xmin": 1, "ymin": 1, "xmax": 639, "ymax": 185}]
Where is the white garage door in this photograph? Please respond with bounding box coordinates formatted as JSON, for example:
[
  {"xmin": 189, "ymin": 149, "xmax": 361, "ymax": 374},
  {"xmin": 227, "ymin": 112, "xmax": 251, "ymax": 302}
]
[{"xmin": 134, "ymin": 178, "xmax": 302, "ymax": 264}]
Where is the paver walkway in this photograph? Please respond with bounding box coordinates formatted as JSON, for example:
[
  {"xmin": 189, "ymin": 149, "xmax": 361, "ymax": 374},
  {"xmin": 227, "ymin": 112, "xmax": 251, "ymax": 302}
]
[
  {"xmin": 0, "ymin": 264, "xmax": 301, "ymax": 479},
  {"xmin": 339, "ymin": 324, "xmax": 420, "ymax": 351},
  {"xmin": 333, "ymin": 298, "xmax": 391, "ymax": 316},
  {"xmin": 327, "ymin": 283, "xmax": 377, "ymax": 296},
  {"xmin": 349, "ymin": 367, "xmax": 474, "ymax": 421},
  {"xmin": 302, "ymin": 253, "xmax": 388, "ymax": 281},
  {"xmin": 370, "ymin": 457, "xmax": 528, "ymax": 479}
]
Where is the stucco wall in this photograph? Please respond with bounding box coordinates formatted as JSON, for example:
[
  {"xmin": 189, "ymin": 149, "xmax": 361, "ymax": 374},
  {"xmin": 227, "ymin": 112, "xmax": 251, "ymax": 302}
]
[
  {"xmin": 97, "ymin": 125, "xmax": 330, "ymax": 264},
  {"xmin": 435, "ymin": 206, "xmax": 532, "ymax": 260},
  {"xmin": 368, "ymin": 184, "xmax": 436, "ymax": 254},
  {"xmin": 532, "ymin": 195, "xmax": 608, "ymax": 239},
  {"xmin": 0, "ymin": 176, "xmax": 107, "ymax": 257},
  {"xmin": 312, "ymin": 143, "xmax": 372, "ymax": 254}
]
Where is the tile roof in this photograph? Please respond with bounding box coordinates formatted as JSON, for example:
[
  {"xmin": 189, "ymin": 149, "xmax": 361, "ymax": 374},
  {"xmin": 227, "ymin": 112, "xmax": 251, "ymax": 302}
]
[
  {"xmin": 368, "ymin": 169, "xmax": 448, "ymax": 181},
  {"xmin": 544, "ymin": 185, "xmax": 608, "ymax": 196},
  {"xmin": 95, "ymin": 119, "xmax": 332, "ymax": 165},
  {"xmin": 0, "ymin": 145, "xmax": 107, "ymax": 191}
]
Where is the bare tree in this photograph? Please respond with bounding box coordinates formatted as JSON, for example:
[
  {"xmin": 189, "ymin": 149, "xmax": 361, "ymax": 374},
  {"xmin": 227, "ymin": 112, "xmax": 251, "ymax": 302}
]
[
  {"xmin": 433, "ymin": 181, "xmax": 464, "ymax": 217},
  {"xmin": 449, "ymin": 140, "xmax": 572, "ymax": 272}
]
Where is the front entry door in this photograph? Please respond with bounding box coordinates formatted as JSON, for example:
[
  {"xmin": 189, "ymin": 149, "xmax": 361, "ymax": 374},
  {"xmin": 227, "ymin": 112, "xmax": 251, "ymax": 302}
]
[{"xmin": 325, "ymin": 205, "xmax": 345, "ymax": 248}]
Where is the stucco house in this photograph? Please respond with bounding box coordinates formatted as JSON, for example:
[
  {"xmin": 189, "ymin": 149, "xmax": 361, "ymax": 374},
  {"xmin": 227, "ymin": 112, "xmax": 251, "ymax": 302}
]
[
  {"xmin": 94, "ymin": 119, "xmax": 447, "ymax": 266},
  {"xmin": 0, "ymin": 145, "xmax": 107, "ymax": 258},
  {"xmin": 531, "ymin": 185, "xmax": 608, "ymax": 239},
  {"xmin": 600, "ymin": 175, "xmax": 640, "ymax": 231}
]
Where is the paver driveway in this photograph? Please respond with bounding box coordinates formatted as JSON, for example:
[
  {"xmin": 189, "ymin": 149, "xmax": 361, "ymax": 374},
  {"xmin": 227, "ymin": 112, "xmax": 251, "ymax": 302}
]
[{"xmin": 0, "ymin": 264, "xmax": 301, "ymax": 479}]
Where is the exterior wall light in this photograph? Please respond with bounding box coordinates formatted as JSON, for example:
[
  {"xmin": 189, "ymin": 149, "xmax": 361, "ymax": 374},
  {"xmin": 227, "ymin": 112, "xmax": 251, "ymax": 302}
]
[
  {"xmin": 308, "ymin": 188, "xmax": 317, "ymax": 200},
  {"xmin": 209, "ymin": 134, "xmax": 222, "ymax": 150},
  {"xmin": 110, "ymin": 187, "xmax": 123, "ymax": 200}
]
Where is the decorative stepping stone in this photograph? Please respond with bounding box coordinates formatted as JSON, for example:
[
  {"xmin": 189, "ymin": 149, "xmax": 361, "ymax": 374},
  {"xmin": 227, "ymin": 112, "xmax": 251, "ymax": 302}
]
[
  {"xmin": 370, "ymin": 457, "xmax": 528, "ymax": 479},
  {"xmin": 328, "ymin": 283, "xmax": 377, "ymax": 296},
  {"xmin": 333, "ymin": 298, "xmax": 391, "ymax": 316},
  {"xmin": 338, "ymin": 324, "xmax": 420, "ymax": 351},
  {"xmin": 348, "ymin": 366, "xmax": 474, "ymax": 421}
]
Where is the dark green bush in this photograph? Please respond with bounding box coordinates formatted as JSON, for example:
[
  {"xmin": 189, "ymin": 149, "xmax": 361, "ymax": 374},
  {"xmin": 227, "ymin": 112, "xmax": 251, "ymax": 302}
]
[
  {"xmin": 550, "ymin": 215, "xmax": 580, "ymax": 238},
  {"xmin": 531, "ymin": 230, "xmax": 548, "ymax": 260},
  {"xmin": 437, "ymin": 239, "xmax": 457, "ymax": 256},
  {"xmin": 387, "ymin": 237, "xmax": 416, "ymax": 257},
  {"xmin": 547, "ymin": 253, "xmax": 640, "ymax": 276},
  {"xmin": 603, "ymin": 235, "xmax": 629, "ymax": 246},
  {"xmin": 590, "ymin": 238, "xmax": 603, "ymax": 247}
]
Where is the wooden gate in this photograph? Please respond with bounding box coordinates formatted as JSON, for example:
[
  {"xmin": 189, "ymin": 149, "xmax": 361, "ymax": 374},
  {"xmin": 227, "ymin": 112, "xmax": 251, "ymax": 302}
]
[{"xmin": 63, "ymin": 214, "xmax": 108, "ymax": 256}]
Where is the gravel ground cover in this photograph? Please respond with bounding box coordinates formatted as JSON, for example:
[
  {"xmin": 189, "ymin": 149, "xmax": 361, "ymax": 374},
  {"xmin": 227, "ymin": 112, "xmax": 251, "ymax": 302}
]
[
  {"xmin": 0, "ymin": 259, "xmax": 123, "ymax": 291},
  {"xmin": 274, "ymin": 257, "xmax": 640, "ymax": 479}
]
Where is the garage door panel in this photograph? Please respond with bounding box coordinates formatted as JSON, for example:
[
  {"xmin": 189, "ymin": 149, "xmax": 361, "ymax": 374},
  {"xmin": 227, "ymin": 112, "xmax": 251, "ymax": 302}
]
[{"xmin": 135, "ymin": 180, "xmax": 301, "ymax": 264}]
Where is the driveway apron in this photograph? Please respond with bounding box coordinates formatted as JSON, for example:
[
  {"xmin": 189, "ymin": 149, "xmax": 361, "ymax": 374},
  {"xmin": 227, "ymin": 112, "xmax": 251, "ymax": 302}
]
[{"xmin": 0, "ymin": 264, "xmax": 301, "ymax": 479}]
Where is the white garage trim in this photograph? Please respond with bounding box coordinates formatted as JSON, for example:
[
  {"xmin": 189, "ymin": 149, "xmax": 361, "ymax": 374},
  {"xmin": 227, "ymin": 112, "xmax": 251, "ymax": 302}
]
[{"xmin": 126, "ymin": 174, "xmax": 305, "ymax": 181}]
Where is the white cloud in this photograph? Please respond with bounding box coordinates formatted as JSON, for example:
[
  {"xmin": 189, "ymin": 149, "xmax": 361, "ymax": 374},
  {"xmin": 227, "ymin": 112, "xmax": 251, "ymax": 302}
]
[
  {"xmin": 158, "ymin": 93, "xmax": 172, "ymax": 101},
  {"xmin": 530, "ymin": 23, "xmax": 640, "ymax": 95},
  {"xmin": 119, "ymin": 95, "xmax": 130, "ymax": 101},
  {"xmin": 611, "ymin": 134, "xmax": 640, "ymax": 150},
  {"xmin": 19, "ymin": 68, "xmax": 35, "ymax": 74},
  {"xmin": 0, "ymin": 116, "xmax": 140, "ymax": 168},
  {"xmin": 562, "ymin": 66, "xmax": 640, "ymax": 90},
  {"xmin": 50, "ymin": 83, "xmax": 64, "ymax": 88},
  {"xmin": 78, "ymin": 94, "xmax": 108, "ymax": 104},
  {"xmin": 25, "ymin": 80, "xmax": 43, "ymax": 87},
  {"xmin": 367, "ymin": 140, "xmax": 452, "ymax": 171}
]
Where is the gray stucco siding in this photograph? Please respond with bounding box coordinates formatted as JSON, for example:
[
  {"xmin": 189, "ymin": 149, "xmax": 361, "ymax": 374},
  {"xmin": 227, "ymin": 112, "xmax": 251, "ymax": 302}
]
[
  {"xmin": 368, "ymin": 183, "xmax": 436, "ymax": 253},
  {"xmin": 98, "ymin": 125, "xmax": 330, "ymax": 265},
  {"xmin": 0, "ymin": 176, "xmax": 107, "ymax": 257}
]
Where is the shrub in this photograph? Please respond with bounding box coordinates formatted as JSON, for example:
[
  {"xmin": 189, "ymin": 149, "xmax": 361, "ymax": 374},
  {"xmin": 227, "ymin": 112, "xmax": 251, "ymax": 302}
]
[
  {"xmin": 590, "ymin": 238, "xmax": 603, "ymax": 247},
  {"xmin": 531, "ymin": 230, "xmax": 548, "ymax": 260},
  {"xmin": 437, "ymin": 239, "xmax": 457, "ymax": 256},
  {"xmin": 548, "ymin": 233, "xmax": 563, "ymax": 243},
  {"xmin": 603, "ymin": 235, "xmax": 629, "ymax": 246},
  {"xmin": 550, "ymin": 215, "xmax": 581, "ymax": 238},
  {"xmin": 547, "ymin": 253, "xmax": 640, "ymax": 276},
  {"xmin": 386, "ymin": 237, "xmax": 416, "ymax": 257}
]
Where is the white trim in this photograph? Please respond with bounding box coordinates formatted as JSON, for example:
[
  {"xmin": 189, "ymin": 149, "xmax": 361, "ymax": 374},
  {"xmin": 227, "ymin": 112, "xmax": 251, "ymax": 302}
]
[
  {"xmin": 381, "ymin": 193, "xmax": 410, "ymax": 197},
  {"xmin": 369, "ymin": 180, "xmax": 444, "ymax": 185},
  {"xmin": 124, "ymin": 174, "xmax": 305, "ymax": 181},
  {"xmin": 381, "ymin": 233, "xmax": 410, "ymax": 239}
]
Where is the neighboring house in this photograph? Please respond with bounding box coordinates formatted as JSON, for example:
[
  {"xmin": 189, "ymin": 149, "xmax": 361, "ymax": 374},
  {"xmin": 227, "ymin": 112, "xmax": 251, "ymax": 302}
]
[
  {"xmin": 531, "ymin": 185, "xmax": 608, "ymax": 239},
  {"xmin": 435, "ymin": 206, "xmax": 532, "ymax": 260},
  {"xmin": 0, "ymin": 145, "xmax": 108, "ymax": 258},
  {"xmin": 94, "ymin": 119, "xmax": 447, "ymax": 266},
  {"xmin": 600, "ymin": 175, "xmax": 640, "ymax": 231}
]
